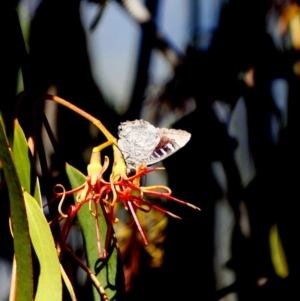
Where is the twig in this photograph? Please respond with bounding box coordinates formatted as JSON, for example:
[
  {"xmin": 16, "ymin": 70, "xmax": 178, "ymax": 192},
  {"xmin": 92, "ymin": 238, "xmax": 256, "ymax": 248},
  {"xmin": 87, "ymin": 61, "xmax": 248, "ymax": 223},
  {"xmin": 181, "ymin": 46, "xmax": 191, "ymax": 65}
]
[{"xmin": 64, "ymin": 246, "xmax": 110, "ymax": 301}]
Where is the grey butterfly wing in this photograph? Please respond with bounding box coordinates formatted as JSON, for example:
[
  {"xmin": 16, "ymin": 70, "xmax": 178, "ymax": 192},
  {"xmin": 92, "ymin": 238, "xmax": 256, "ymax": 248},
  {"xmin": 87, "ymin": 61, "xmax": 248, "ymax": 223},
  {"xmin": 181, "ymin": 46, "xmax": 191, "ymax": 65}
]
[
  {"xmin": 117, "ymin": 120, "xmax": 160, "ymax": 171},
  {"xmin": 144, "ymin": 128, "xmax": 191, "ymax": 166},
  {"xmin": 157, "ymin": 128, "xmax": 191, "ymax": 148},
  {"xmin": 118, "ymin": 120, "xmax": 191, "ymax": 171}
]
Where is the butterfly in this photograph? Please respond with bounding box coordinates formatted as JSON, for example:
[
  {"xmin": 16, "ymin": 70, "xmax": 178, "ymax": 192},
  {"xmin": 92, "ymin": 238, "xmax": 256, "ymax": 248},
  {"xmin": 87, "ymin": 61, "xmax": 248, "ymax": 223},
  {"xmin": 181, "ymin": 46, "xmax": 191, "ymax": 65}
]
[{"xmin": 117, "ymin": 119, "xmax": 191, "ymax": 172}]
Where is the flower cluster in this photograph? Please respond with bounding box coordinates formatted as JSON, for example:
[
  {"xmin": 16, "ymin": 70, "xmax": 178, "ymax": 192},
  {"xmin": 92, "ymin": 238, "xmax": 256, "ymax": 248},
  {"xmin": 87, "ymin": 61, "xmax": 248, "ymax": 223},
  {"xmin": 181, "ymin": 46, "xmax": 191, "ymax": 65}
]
[{"xmin": 54, "ymin": 146, "xmax": 200, "ymax": 259}]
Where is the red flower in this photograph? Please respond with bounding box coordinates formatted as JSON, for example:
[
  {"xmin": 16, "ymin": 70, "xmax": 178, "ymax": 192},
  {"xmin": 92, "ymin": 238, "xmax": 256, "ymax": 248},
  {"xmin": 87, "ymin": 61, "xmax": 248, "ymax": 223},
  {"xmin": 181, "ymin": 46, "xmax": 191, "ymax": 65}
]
[{"xmin": 54, "ymin": 146, "xmax": 200, "ymax": 259}]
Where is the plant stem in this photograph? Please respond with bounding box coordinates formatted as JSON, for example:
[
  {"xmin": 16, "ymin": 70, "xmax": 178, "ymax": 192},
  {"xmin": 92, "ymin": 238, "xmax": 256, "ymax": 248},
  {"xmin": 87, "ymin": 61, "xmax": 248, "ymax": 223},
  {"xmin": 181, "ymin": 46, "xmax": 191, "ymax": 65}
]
[
  {"xmin": 45, "ymin": 94, "xmax": 117, "ymax": 145},
  {"xmin": 64, "ymin": 246, "xmax": 110, "ymax": 301}
]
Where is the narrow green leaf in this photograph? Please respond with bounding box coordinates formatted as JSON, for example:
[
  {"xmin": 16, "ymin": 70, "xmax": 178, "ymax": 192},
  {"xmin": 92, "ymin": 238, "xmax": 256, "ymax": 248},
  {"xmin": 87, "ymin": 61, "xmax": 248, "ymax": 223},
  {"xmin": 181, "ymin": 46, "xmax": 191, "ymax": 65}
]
[
  {"xmin": 270, "ymin": 224, "xmax": 289, "ymax": 278},
  {"xmin": 0, "ymin": 118, "xmax": 33, "ymax": 301},
  {"xmin": 12, "ymin": 120, "xmax": 31, "ymax": 193},
  {"xmin": 24, "ymin": 191, "xmax": 62, "ymax": 301},
  {"xmin": 60, "ymin": 264, "xmax": 77, "ymax": 301},
  {"xmin": 65, "ymin": 163, "xmax": 124, "ymax": 301},
  {"xmin": 34, "ymin": 176, "xmax": 42, "ymax": 208},
  {"xmin": 12, "ymin": 119, "xmax": 42, "ymax": 206}
]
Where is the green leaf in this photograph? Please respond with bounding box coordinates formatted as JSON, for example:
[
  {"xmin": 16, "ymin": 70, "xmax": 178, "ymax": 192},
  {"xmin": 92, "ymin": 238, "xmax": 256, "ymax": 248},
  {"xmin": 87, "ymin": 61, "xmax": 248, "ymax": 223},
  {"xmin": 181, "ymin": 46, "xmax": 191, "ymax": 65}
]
[
  {"xmin": 0, "ymin": 118, "xmax": 33, "ymax": 301},
  {"xmin": 12, "ymin": 119, "xmax": 42, "ymax": 206},
  {"xmin": 269, "ymin": 224, "xmax": 289, "ymax": 278},
  {"xmin": 60, "ymin": 264, "xmax": 77, "ymax": 301},
  {"xmin": 24, "ymin": 191, "xmax": 62, "ymax": 301},
  {"xmin": 65, "ymin": 163, "xmax": 124, "ymax": 301}
]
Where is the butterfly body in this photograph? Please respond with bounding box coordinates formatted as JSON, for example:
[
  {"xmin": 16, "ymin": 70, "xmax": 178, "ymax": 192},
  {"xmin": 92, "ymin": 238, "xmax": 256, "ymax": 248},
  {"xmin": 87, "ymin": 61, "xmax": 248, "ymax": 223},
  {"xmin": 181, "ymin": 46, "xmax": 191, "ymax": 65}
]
[{"xmin": 118, "ymin": 120, "xmax": 191, "ymax": 172}]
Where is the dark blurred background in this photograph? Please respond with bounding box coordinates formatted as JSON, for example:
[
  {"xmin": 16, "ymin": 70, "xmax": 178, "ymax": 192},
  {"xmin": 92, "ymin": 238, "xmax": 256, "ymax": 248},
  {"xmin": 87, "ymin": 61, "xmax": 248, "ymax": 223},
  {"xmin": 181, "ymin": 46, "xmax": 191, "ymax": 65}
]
[{"xmin": 1, "ymin": 0, "xmax": 300, "ymax": 300}]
